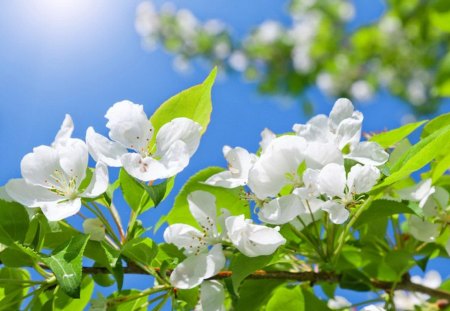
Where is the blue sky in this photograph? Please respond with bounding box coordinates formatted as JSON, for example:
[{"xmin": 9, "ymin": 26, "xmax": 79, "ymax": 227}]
[{"xmin": 1, "ymin": 0, "xmax": 449, "ymax": 309}]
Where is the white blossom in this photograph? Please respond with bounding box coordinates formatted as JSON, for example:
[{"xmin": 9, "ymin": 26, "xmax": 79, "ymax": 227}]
[
  {"xmin": 318, "ymin": 163, "xmax": 380, "ymax": 224},
  {"xmin": 6, "ymin": 116, "xmax": 109, "ymax": 221},
  {"xmin": 86, "ymin": 100, "xmax": 202, "ymax": 182},
  {"xmin": 226, "ymin": 215, "xmax": 286, "ymax": 257}
]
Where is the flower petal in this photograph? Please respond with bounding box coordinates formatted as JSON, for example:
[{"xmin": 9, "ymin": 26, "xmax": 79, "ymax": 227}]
[
  {"xmin": 398, "ymin": 179, "xmax": 435, "ymax": 209},
  {"xmin": 198, "ymin": 281, "xmax": 225, "ymax": 311},
  {"xmin": 5, "ymin": 179, "xmax": 60, "ymax": 207},
  {"xmin": 259, "ymin": 128, "xmax": 276, "ymax": 152},
  {"xmin": 226, "ymin": 215, "xmax": 286, "ymax": 257},
  {"xmin": 322, "ymin": 201, "xmax": 349, "ymax": 224},
  {"xmin": 188, "ymin": 191, "xmax": 217, "ymax": 235},
  {"xmin": 205, "ymin": 171, "xmax": 244, "ymax": 188},
  {"xmin": 105, "ymin": 100, "xmax": 153, "ymax": 153},
  {"xmin": 317, "ymin": 163, "xmax": 346, "ymax": 198},
  {"xmin": 347, "ymin": 164, "xmax": 380, "ymax": 194},
  {"xmin": 334, "ymin": 112, "xmax": 363, "ymax": 149},
  {"xmin": 82, "ymin": 162, "xmax": 109, "ymax": 198},
  {"xmin": 346, "ymin": 141, "xmax": 389, "ymax": 166},
  {"xmin": 40, "ymin": 198, "xmax": 82, "ymax": 221},
  {"xmin": 328, "ymin": 98, "xmax": 356, "ymax": 131},
  {"xmin": 248, "ymin": 136, "xmax": 307, "ymax": 199},
  {"xmin": 163, "ymin": 223, "xmax": 205, "ymax": 255},
  {"xmin": 156, "ymin": 118, "xmax": 202, "ymax": 156},
  {"xmin": 258, "ymin": 195, "xmax": 305, "ymax": 225},
  {"xmin": 158, "ymin": 140, "xmax": 191, "ymax": 178},
  {"xmin": 170, "ymin": 244, "xmax": 225, "ymax": 289},
  {"xmin": 305, "ymin": 142, "xmax": 343, "ymax": 169},
  {"xmin": 121, "ymin": 153, "xmax": 168, "ymax": 182},
  {"xmin": 21, "ymin": 145, "xmax": 62, "ymax": 188},
  {"xmin": 52, "ymin": 114, "xmax": 74, "ymax": 146},
  {"xmin": 293, "ymin": 114, "xmax": 331, "ymax": 143},
  {"xmin": 86, "ymin": 127, "xmax": 128, "ymax": 167},
  {"xmin": 57, "ymin": 138, "xmax": 89, "ymax": 186}
]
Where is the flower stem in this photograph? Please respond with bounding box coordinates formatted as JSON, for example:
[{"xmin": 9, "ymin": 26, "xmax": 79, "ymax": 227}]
[{"xmin": 333, "ymin": 196, "xmax": 373, "ymax": 258}]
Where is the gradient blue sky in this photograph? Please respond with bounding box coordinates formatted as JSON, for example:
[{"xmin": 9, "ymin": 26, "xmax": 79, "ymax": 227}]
[{"xmin": 1, "ymin": 0, "xmax": 449, "ymax": 309}]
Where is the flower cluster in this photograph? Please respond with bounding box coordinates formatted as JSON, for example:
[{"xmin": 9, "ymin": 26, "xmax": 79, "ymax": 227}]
[
  {"xmin": 6, "ymin": 101, "xmax": 202, "ymax": 221},
  {"xmin": 164, "ymin": 190, "xmax": 285, "ymax": 309},
  {"xmin": 207, "ymin": 98, "xmax": 388, "ymax": 225}
]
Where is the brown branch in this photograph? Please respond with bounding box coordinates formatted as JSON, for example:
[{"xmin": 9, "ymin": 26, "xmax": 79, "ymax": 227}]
[{"xmin": 78, "ymin": 265, "xmax": 450, "ymax": 301}]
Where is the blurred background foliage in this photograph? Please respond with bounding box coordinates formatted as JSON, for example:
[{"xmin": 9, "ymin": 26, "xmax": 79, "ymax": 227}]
[{"xmin": 135, "ymin": 0, "xmax": 450, "ymax": 116}]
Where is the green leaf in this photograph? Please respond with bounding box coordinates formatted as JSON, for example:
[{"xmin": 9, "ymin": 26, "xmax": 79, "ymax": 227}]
[
  {"xmin": 107, "ymin": 289, "xmax": 150, "ymax": 311},
  {"xmin": 354, "ymin": 200, "xmax": 417, "ymax": 228},
  {"xmin": 119, "ymin": 168, "xmax": 173, "ymax": 213},
  {"xmin": 432, "ymin": 152, "xmax": 450, "ymax": 182},
  {"xmin": 0, "ymin": 200, "xmax": 30, "ymax": 245},
  {"xmin": 150, "ymin": 67, "xmax": 216, "ymax": 138},
  {"xmin": 421, "ymin": 112, "xmax": 450, "ymax": 138},
  {"xmin": 230, "ymin": 253, "xmax": 275, "ymax": 290},
  {"xmin": 121, "ymin": 237, "xmax": 158, "ymax": 266},
  {"xmin": 53, "ymin": 276, "xmax": 94, "ymax": 310},
  {"xmin": 166, "ymin": 167, "xmax": 250, "ymax": 229},
  {"xmin": 235, "ymin": 280, "xmax": 284, "ymax": 311},
  {"xmin": 266, "ymin": 285, "xmax": 304, "ymax": 311},
  {"xmin": 41, "ymin": 234, "xmax": 90, "ymax": 298},
  {"xmin": 372, "ymin": 125, "xmax": 450, "ymax": 191},
  {"xmin": 370, "ymin": 120, "xmax": 427, "ymax": 148},
  {"xmin": 301, "ymin": 286, "xmax": 331, "ymax": 311},
  {"xmin": 0, "ymin": 267, "xmax": 30, "ymax": 310}
]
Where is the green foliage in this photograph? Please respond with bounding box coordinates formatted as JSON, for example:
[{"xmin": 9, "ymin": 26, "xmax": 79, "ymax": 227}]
[
  {"xmin": 121, "ymin": 237, "xmax": 158, "ymax": 266},
  {"xmin": 0, "ymin": 267, "xmax": 30, "ymax": 310},
  {"xmin": 150, "ymin": 67, "xmax": 216, "ymax": 137},
  {"xmin": 165, "ymin": 166, "xmax": 250, "ymax": 228},
  {"xmin": 370, "ymin": 120, "xmax": 426, "ymax": 148},
  {"xmin": 41, "ymin": 235, "xmax": 90, "ymax": 298},
  {"xmin": 266, "ymin": 285, "xmax": 304, "ymax": 311},
  {"xmin": 119, "ymin": 168, "xmax": 174, "ymax": 213},
  {"xmin": 52, "ymin": 276, "xmax": 94, "ymax": 310},
  {"xmin": 0, "ymin": 200, "xmax": 29, "ymax": 245},
  {"xmin": 230, "ymin": 252, "xmax": 275, "ymax": 290}
]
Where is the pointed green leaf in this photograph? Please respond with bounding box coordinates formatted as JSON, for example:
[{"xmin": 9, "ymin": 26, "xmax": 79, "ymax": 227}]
[
  {"xmin": 53, "ymin": 276, "xmax": 94, "ymax": 310},
  {"xmin": 122, "ymin": 237, "xmax": 158, "ymax": 266},
  {"xmin": 150, "ymin": 67, "xmax": 216, "ymax": 137},
  {"xmin": 41, "ymin": 235, "xmax": 90, "ymax": 298},
  {"xmin": 370, "ymin": 120, "xmax": 427, "ymax": 148},
  {"xmin": 119, "ymin": 168, "xmax": 174, "ymax": 213}
]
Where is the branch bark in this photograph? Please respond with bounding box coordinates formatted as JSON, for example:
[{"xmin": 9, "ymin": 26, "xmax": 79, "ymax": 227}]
[{"xmin": 79, "ymin": 265, "xmax": 450, "ymax": 301}]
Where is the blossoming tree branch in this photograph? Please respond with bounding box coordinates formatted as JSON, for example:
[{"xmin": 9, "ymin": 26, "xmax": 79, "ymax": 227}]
[{"xmin": 0, "ymin": 68, "xmax": 449, "ymax": 310}]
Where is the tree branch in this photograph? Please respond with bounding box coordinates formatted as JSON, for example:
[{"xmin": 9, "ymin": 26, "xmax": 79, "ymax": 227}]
[{"xmin": 79, "ymin": 265, "xmax": 450, "ymax": 301}]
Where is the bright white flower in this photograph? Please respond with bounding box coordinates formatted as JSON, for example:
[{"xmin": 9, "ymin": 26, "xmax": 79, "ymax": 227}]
[
  {"xmin": 52, "ymin": 114, "xmax": 74, "ymax": 147},
  {"xmin": 226, "ymin": 215, "xmax": 286, "ymax": 257},
  {"xmin": 164, "ymin": 191, "xmax": 226, "ymax": 289},
  {"xmin": 86, "ymin": 100, "xmax": 202, "ymax": 182},
  {"xmin": 394, "ymin": 270, "xmax": 441, "ymax": 310},
  {"xmin": 6, "ymin": 118, "xmax": 109, "ymax": 221},
  {"xmin": 195, "ymin": 280, "xmax": 225, "ymax": 311},
  {"xmin": 293, "ymin": 98, "xmax": 388, "ymax": 166},
  {"xmin": 318, "ymin": 163, "xmax": 380, "ymax": 224},
  {"xmin": 327, "ymin": 296, "xmax": 351, "ymax": 309},
  {"xmin": 205, "ymin": 146, "xmax": 257, "ymax": 188}
]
